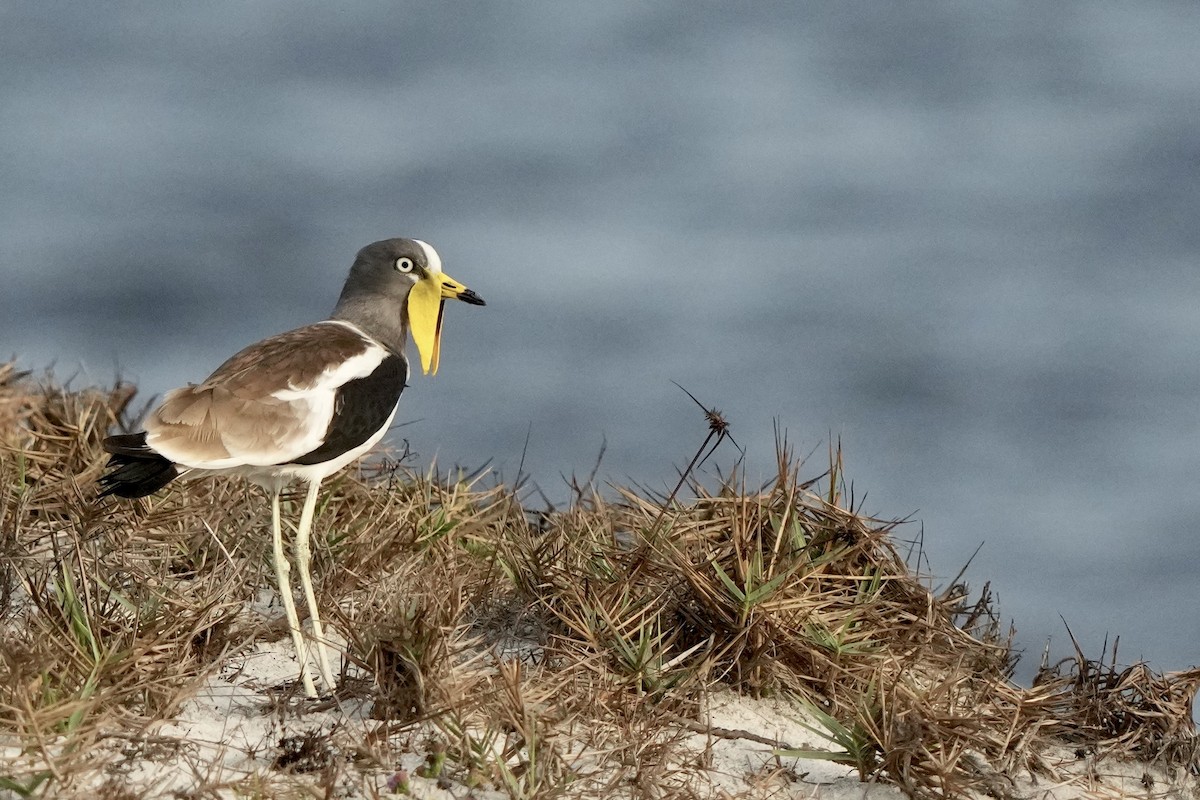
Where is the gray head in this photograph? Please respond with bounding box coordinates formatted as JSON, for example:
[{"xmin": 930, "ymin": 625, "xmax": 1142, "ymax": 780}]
[{"xmin": 332, "ymin": 238, "xmax": 484, "ymax": 371}]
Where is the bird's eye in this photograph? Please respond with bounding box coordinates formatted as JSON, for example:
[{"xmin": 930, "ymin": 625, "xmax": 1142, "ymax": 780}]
[{"xmin": 395, "ymin": 257, "xmax": 415, "ymax": 273}]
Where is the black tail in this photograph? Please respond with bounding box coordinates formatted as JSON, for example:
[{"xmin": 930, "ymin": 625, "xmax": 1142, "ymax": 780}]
[{"xmin": 99, "ymin": 433, "xmax": 179, "ymax": 499}]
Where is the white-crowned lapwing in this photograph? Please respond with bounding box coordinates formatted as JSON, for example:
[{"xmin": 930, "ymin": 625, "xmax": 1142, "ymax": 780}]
[{"xmin": 100, "ymin": 238, "xmax": 484, "ymax": 697}]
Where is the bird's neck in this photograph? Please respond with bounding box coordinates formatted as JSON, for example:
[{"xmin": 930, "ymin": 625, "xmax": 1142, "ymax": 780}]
[{"xmin": 330, "ymin": 295, "xmax": 409, "ymax": 356}]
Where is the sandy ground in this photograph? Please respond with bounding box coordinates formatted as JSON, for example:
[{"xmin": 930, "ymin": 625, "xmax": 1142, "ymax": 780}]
[
  {"xmin": 72, "ymin": 635, "xmax": 911, "ymax": 799},
  {"xmin": 6, "ymin": 621, "xmax": 1190, "ymax": 800}
]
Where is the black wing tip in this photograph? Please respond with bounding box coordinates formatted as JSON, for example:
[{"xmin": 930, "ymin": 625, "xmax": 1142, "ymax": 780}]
[
  {"xmin": 98, "ymin": 460, "xmax": 179, "ymax": 499},
  {"xmin": 99, "ymin": 434, "xmax": 179, "ymax": 499},
  {"xmin": 103, "ymin": 432, "xmax": 151, "ymax": 454}
]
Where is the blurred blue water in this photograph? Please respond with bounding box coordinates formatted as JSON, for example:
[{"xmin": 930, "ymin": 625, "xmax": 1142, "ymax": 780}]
[{"xmin": 3, "ymin": 3, "xmax": 1199, "ymax": 681}]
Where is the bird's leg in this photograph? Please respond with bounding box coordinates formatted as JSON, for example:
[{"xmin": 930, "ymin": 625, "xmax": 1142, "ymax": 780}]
[
  {"xmin": 296, "ymin": 479, "xmax": 337, "ymax": 692},
  {"xmin": 272, "ymin": 489, "xmax": 317, "ymax": 698}
]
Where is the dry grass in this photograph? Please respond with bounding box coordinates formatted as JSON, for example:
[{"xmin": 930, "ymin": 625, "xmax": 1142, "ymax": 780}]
[{"xmin": 1, "ymin": 360, "xmax": 1197, "ymax": 799}]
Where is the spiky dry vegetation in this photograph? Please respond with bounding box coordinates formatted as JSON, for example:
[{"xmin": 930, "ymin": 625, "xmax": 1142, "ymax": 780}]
[{"xmin": 1, "ymin": 360, "xmax": 1198, "ymax": 799}]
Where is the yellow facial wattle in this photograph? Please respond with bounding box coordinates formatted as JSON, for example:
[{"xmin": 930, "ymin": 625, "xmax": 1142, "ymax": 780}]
[{"xmin": 407, "ymin": 271, "xmax": 481, "ymax": 375}]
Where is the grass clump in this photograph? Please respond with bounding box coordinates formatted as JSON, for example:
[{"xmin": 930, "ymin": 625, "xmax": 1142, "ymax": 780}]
[{"xmin": 0, "ymin": 360, "xmax": 1197, "ymax": 799}]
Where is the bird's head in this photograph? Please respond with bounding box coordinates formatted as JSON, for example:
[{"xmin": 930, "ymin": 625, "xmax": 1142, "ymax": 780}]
[{"xmin": 342, "ymin": 238, "xmax": 485, "ymax": 374}]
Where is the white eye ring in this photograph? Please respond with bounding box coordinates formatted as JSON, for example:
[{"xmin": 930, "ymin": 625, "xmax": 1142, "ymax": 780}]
[{"xmin": 395, "ymin": 257, "xmax": 415, "ymax": 273}]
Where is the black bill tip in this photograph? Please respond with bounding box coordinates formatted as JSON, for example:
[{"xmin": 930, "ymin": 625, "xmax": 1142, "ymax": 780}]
[{"xmin": 458, "ymin": 289, "xmax": 486, "ymax": 306}]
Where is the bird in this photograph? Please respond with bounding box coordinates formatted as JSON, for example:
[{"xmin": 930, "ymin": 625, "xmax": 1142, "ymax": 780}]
[{"xmin": 98, "ymin": 238, "xmax": 484, "ymax": 698}]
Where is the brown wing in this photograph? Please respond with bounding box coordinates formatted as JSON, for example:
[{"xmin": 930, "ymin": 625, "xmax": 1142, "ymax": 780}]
[{"xmin": 146, "ymin": 321, "xmax": 389, "ymax": 468}]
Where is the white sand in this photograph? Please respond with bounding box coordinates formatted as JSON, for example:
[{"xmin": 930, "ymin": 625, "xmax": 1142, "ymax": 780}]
[{"xmin": 20, "ymin": 628, "xmax": 1184, "ymax": 800}]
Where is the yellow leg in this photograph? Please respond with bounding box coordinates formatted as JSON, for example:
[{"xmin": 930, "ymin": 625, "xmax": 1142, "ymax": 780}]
[
  {"xmin": 272, "ymin": 490, "xmax": 317, "ymax": 698},
  {"xmin": 296, "ymin": 479, "xmax": 337, "ymax": 692}
]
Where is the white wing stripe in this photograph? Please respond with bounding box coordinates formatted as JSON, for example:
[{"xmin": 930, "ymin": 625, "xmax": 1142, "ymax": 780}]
[
  {"xmin": 271, "ymin": 346, "xmax": 387, "ymax": 399},
  {"xmin": 237, "ymin": 343, "xmax": 387, "ymax": 463}
]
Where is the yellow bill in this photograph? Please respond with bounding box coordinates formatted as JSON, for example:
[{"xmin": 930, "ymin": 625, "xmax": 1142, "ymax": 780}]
[{"xmin": 408, "ymin": 271, "xmax": 486, "ymax": 375}]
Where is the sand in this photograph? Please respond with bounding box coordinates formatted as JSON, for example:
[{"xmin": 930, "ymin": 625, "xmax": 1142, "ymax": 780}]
[{"xmin": 8, "ymin": 625, "xmax": 1187, "ymax": 800}]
